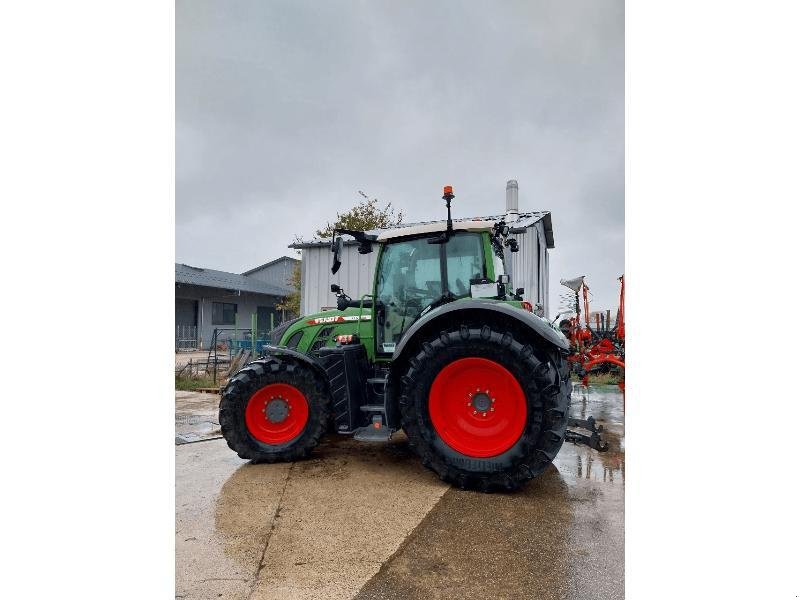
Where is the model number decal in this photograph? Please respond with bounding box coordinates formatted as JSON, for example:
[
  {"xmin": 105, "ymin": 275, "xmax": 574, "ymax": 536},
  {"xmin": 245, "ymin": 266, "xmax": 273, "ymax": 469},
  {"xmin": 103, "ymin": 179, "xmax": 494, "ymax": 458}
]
[{"xmin": 305, "ymin": 315, "xmax": 372, "ymax": 325}]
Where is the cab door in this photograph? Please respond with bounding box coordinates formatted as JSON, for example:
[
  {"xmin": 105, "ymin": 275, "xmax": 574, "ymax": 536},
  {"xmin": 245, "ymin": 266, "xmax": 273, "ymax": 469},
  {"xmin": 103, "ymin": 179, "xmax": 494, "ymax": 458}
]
[{"xmin": 373, "ymin": 232, "xmax": 487, "ymax": 356}]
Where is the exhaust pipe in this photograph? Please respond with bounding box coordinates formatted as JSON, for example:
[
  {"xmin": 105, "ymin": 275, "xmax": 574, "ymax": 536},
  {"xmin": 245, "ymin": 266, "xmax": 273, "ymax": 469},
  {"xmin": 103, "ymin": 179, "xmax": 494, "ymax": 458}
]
[{"xmin": 505, "ymin": 179, "xmax": 519, "ymax": 222}]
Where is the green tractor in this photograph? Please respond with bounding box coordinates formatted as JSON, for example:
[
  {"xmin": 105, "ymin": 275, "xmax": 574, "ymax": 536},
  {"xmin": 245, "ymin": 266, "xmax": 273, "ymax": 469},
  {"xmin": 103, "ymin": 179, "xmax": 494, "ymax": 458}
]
[{"xmin": 220, "ymin": 186, "xmax": 598, "ymax": 492}]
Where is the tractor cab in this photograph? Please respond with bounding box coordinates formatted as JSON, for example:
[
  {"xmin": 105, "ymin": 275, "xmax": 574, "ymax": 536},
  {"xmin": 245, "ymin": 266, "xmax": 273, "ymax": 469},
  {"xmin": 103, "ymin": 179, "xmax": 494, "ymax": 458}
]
[
  {"xmin": 374, "ymin": 230, "xmax": 493, "ymax": 354},
  {"xmin": 326, "ymin": 221, "xmax": 519, "ymax": 357}
]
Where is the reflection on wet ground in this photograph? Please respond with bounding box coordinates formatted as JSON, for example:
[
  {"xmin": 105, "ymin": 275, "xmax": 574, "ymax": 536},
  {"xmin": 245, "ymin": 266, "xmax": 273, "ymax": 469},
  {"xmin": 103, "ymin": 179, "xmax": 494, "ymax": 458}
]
[
  {"xmin": 175, "ymin": 384, "xmax": 624, "ymax": 600},
  {"xmin": 567, "ymin": 384, "xmax": 625, "ymax": 486}
]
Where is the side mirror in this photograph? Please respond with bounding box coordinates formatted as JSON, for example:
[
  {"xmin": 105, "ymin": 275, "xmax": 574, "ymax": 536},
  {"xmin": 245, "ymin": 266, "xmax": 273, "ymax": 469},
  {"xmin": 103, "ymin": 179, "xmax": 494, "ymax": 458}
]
[
  {"xmin": 330, "ymin": 284, "xmax": 341, "ymax": 294},
  {"xmin": 330, "ymin": 236, "xmax": 343, "ymax": 274},
  {"xmin": 516, "ymin": 287, "xmax": 524, "ymax": 296}
]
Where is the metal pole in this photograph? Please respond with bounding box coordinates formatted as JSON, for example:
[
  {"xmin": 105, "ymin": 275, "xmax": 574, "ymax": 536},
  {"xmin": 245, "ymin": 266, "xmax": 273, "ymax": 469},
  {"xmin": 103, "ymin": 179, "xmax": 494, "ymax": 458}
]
[
  {"xmin": 199, "ymin": 298, "xmax": 204, "ymax": 350},
  {"xmin": 251, "ymin": 313, "xmax": 257, "ymax": 356}
]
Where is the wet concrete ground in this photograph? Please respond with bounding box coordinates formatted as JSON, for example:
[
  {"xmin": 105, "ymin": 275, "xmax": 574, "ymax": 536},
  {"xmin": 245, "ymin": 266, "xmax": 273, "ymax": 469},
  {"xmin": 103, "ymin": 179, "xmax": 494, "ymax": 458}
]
[
  {"xmin": 175, "ymin": 391, "xmax": 222, "ymax": 444},
  {"xmin": 176, "ymin": 385, "xmax": 624, "ymax": 599}
]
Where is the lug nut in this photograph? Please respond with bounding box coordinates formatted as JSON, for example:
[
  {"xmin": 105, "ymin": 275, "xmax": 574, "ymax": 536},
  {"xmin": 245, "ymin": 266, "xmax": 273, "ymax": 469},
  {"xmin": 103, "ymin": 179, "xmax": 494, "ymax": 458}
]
[{"xmin": 490, "ymin": 407, "xmax": 495, "ymax": 412}]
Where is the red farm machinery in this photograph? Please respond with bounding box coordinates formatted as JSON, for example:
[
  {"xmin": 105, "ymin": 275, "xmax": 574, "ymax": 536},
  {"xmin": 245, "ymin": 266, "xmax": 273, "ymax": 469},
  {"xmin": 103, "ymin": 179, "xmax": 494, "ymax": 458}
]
[{"xmin": 557, "ymin": 275, "xmax": 625, "ymax": 391}]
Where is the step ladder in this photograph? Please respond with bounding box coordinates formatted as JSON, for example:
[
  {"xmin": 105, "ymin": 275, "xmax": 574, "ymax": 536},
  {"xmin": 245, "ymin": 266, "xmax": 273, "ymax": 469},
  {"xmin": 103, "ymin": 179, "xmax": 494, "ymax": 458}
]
[{"xmin": 353, "ymin": 376, "xmax": 392, "ymax": 442}]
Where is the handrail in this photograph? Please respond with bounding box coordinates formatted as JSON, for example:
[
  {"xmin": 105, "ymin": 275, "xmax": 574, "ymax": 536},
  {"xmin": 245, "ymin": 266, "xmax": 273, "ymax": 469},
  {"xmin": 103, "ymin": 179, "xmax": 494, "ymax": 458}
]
[{"xmin": 357, "ymin": 294, "xmax": 374, "ymax": 339}]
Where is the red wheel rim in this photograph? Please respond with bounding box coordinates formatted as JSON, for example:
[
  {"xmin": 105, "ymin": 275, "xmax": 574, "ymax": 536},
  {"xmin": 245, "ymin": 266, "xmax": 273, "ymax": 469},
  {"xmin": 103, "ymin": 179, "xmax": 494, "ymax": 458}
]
[
  {"xmin": 428, "ymin": 357, "xmax": 527, "ymax": 458},
  {"xmin": 245, "ymin": 383, "xmax": 309, "ymax": 445}
]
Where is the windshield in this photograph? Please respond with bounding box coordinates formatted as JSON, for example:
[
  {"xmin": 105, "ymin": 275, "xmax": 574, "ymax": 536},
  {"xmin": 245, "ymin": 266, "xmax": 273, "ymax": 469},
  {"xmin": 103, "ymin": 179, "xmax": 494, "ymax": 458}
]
[{"xmin": 375, "ymin": 232, "xmax": 487, "ymax": 353}]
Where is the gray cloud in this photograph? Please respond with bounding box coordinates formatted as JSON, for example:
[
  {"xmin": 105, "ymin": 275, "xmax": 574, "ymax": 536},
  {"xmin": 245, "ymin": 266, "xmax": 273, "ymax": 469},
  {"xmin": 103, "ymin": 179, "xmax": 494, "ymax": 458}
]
[{"xmin": 177, "ymin": 0, "xmax": 624, "ymax": 312}]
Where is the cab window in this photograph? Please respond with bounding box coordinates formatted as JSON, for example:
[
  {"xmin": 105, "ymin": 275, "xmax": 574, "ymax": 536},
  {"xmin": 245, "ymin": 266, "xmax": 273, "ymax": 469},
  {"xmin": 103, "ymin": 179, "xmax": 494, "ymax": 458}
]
[
  {"xmin": 375, "ymin": 232, "xmax": 486, "ymax": 352},
  {"xmin": 446, "ymin": 232, "xmax": 486, "ymax": 297}
]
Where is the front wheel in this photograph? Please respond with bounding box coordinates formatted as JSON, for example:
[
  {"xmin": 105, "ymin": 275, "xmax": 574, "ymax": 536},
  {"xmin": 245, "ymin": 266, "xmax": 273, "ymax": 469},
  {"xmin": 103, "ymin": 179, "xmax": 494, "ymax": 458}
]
[
  {"xmin": 219, "ymin": 358, "xmax": 330, "ymax": 463},
  {"xmin": 399, "ymin": 324, "xmax": 570, "ymax": 492}
]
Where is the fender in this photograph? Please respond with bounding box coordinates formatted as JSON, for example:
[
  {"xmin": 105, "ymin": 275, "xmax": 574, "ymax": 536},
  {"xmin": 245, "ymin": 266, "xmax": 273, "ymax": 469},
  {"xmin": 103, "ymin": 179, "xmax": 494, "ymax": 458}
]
[
  {"xmin": 260, "ymin": 344, "xmax": 328, "ymax": 379},
  {"xmin": 392, "ymin": 299, "xmax": 570, "ymax": 365}
]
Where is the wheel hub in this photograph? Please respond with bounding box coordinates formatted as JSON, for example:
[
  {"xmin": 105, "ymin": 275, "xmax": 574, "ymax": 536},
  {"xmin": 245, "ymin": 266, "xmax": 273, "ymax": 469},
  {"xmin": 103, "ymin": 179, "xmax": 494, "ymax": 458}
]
[
  {"xmin": 263, "ymin": 397, "xmax": 290, "ymax": 423},
  {"xmin": 470, "ymin": 391, "xmax": 493, "ymax": 413}
]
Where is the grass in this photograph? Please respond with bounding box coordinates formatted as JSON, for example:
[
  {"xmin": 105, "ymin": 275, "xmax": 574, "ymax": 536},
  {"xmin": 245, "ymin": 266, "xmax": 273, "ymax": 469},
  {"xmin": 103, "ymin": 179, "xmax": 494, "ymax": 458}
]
[
  {"xmin": 175, "ymin": 373, "xmax": 218, "ymax": 391},
  {"xmin": 571, "ymin": 371, "xmax": 623, "ymax": 385}
]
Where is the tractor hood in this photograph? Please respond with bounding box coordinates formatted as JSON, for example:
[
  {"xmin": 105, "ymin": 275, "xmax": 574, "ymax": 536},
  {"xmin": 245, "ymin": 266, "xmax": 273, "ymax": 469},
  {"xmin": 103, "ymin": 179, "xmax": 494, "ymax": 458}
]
[
  {"xmin": 275, "ymin": 306, "xmax": 374, "ymax": 351},
  {"xmin": 299, "ymin": 307, "xmax": 373, "ymax": 328}
]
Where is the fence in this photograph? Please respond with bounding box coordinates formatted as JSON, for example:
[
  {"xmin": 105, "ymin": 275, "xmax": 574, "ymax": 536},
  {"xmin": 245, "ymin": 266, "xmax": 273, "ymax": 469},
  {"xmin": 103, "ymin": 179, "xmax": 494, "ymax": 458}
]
[{"xmin": 176, "ymin": 325, "xmax": 198, "ymax": 351}]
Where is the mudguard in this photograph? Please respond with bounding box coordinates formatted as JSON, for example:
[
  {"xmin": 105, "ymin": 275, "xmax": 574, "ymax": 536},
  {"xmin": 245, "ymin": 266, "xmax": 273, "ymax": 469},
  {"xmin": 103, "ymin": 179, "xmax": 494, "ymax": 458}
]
[
  {"xmin": 392, "ymin": 299, "xmax": 569, "ymax": 364},
  {"xmin": 260, "ymin": 344, "xmax": 328, "ymax": 379}
]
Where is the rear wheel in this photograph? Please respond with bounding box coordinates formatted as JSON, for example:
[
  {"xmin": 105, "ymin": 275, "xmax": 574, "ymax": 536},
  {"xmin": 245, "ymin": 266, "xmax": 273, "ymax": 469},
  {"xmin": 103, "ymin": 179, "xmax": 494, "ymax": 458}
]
[
  {"xmin": 219, "ymin": 358, "xmax": 330, "ymax": 462},
  {"xmin": 399, "ymin": 324, "xmax": 570, "ymax": 492}
]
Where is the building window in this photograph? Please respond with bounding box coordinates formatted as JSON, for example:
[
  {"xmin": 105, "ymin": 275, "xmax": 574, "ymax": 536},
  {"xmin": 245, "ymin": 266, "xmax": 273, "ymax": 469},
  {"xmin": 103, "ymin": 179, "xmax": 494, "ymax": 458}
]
[{"xmin": 212, "ymin": 302, "xmax": 237, "ymax": 325}]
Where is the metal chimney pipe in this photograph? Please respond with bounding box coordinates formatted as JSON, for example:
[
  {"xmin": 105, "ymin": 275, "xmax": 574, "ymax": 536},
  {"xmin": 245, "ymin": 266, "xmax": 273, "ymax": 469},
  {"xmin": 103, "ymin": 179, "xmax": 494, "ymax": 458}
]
[{"xmin": 505, "ymin": 179, "xmax": 519, "ymax": 222}]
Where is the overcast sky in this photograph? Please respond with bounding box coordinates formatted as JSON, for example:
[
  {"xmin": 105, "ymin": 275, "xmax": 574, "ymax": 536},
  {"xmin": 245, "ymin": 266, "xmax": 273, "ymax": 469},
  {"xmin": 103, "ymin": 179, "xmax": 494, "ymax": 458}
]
[{"xmin": 176, "ymin": 0, "xmax": 623, "ymax": 314}]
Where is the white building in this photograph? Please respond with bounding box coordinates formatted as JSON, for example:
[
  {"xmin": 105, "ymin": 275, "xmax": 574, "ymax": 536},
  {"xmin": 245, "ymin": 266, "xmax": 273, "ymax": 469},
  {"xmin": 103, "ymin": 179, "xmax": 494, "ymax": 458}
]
[{"xmin": 289, "ymin": 181, "xmax": 555, "ymax": 317}]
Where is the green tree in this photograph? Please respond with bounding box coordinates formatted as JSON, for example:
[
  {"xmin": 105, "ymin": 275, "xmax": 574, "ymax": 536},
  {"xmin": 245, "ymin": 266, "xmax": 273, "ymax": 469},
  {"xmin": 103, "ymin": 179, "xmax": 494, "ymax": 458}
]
[
  {"xmin": 276, "ymin": 261, "xmax": 302, "ymax": 317},
  {"xmin": 315, "ymin": 192, "xmax": 403, "ymax": 238}
]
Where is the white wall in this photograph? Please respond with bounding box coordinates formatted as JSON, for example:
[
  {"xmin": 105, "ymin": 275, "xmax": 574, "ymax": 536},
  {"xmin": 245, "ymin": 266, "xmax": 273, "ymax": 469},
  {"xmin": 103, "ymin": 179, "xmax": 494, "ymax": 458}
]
[
  {"xmin": 300, "ymin": 244, "xmax": 378, "ymax": 315},
  {"xmin": 509, "ymin": 223, "xmax": 550, "ymax": 316}
]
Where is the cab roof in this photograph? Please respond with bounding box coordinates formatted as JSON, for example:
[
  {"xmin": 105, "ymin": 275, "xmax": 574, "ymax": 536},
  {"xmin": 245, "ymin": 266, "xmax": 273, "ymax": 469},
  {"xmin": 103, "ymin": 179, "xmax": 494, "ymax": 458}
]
[
  {"xmin": 373, "ymin": 218, "xmax": 496, "ymax": 241},
  {"xmin": 289, "ymin": 211, "xmax": 553, "ymax": 249}
]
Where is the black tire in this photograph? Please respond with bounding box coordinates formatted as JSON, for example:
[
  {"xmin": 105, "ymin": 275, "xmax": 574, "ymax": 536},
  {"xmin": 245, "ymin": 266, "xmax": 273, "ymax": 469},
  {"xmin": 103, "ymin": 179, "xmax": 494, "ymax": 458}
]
[
  {"xmin": 219, "ymin": 357, "xmax": 330, "ymax": 463},
  {"xmin": 399, "ymin": 324, "xmax": 571, "ymax": 492}
]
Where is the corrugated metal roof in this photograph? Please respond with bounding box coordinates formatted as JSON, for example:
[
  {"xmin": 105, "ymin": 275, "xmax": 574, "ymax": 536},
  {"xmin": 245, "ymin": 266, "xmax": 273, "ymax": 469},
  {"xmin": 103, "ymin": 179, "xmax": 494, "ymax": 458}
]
[
  {"xmin": 241, "ymin": 255, "xmax": 300, "ymax": 276},
  {"xmin": 513, "ymin": 212, "xmax": 554, "ymax": 248},
  {"xmin": 175, "ymin": 263, "xmax": 292, "ymax": 296},
  {"xmin": 289, "ymin": 211, "xmax": 553, "ymax": 248}
]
